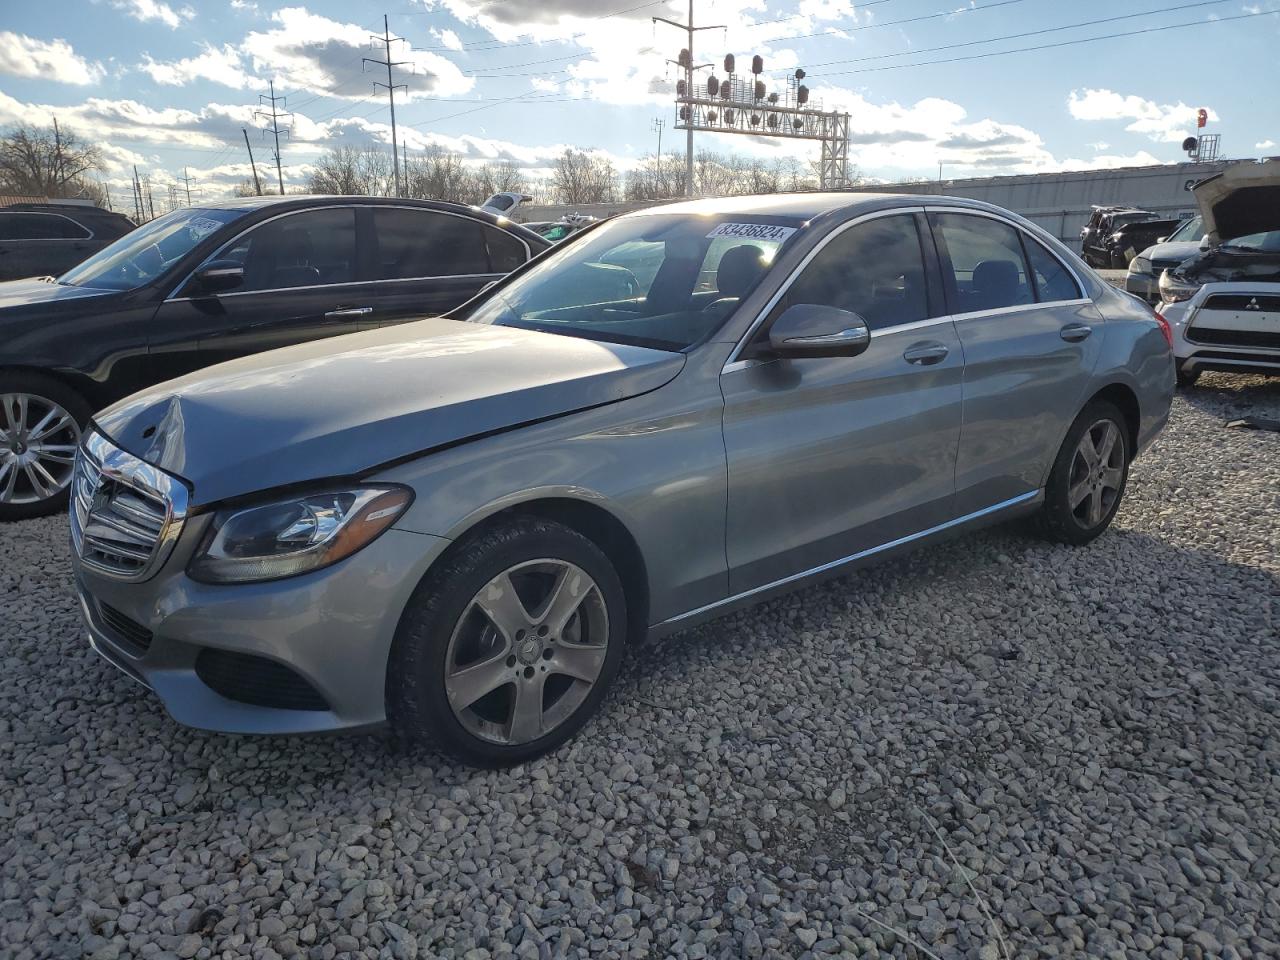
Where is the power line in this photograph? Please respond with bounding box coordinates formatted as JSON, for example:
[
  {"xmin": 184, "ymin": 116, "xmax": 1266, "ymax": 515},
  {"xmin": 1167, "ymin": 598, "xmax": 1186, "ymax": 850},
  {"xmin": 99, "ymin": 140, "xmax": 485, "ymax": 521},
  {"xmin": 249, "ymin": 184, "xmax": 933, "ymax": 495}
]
[
  {"xmin": 809, "ymin": 7, "xmax": 1277, "ymax": 77},
  {"xmin": 760, "ymin": 0, "xmax": 1031, "ymax": 46},
  {"xmin": 804, "ymin": 0, "xmax": 1230, "ymax": 70}
]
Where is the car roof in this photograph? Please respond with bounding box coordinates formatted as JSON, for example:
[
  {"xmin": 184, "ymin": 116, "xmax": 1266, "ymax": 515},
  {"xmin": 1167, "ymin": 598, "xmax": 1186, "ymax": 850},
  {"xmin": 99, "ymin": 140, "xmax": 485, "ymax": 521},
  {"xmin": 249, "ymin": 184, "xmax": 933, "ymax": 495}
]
[
  {"xmin": 188, "ymin": 194, "xmax": 548, "ymax": 244},
  {"xmin": 624, "ymin": 191, "xmax": 1037, "ymax": 223}
]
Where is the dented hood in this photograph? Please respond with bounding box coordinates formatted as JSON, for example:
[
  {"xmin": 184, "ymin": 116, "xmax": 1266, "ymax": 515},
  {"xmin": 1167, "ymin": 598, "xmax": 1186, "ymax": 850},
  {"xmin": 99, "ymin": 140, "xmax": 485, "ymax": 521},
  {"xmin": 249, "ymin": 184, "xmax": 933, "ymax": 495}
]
[
  {"xmin": 95, "ymin": 317, "xmax": 684, "ymax": 507},
  {"xmin": 1193, "ymin": 162, "xmax": 1280, "ymax": 243}
]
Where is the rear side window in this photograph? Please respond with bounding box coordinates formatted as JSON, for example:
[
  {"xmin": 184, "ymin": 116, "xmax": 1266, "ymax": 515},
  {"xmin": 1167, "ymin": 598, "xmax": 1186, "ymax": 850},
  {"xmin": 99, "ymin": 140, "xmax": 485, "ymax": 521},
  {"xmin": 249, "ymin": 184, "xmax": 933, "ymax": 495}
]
[
  {"xmin": 1023, "ymin": 237, "xmax": 1081, "ymax": 302},
  {"xmin": 373, "ymin": 208, "xmax": 490, "ymax": 280},
  {"xmin": 773, "ymin": 214, "xmax": 929, "ymax": 331},
  {"xmin": 932, "ymin": 213, "xmax": 1033, "ymax": 313},
  {"xmin": 0, "ymin": 212, "xmax": 91, "ymax": 240},
  {"xmin": 484, "ymin": 226, "xmax": 527, "ymax": 273}
]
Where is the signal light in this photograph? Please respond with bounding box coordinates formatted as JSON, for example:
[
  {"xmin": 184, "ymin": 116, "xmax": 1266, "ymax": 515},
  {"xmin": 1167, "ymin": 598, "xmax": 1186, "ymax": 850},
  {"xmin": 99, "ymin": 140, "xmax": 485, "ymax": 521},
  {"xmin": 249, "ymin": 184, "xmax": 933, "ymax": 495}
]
[
  {"xmin": 751, "ymin": 54, "xmax": 763, "ymax": 75},
  {"xmin": 792, "ymin": 119, "xmax": 803, "ymax": 130},
  {"xmin": 724, "ymin": 54, "xmax": 735, "ymax": 73},
  {"xmin": 724, "ymin": 109, "xmax": 735, "ymax": 123},
  {"xmin": 795, "ymin": 69, "xmax": 805, "ymax": 80},
  {"xmin": 767, "ymin": 114, "xmax": 779, "ymax": 128},
  {"xmin": 797, "ymin": 84, "xmax": 809, "ymax": 105},
  {"xmin": 679, "ymin": 106, "xmax": 689, "ymax": 120},
  {"xmin": 749, "ymin": 113, "xmax": 760, "ymax": 126},
  {"xmin": 768, "ymin": 92, "xmax": 778, "ymax": 104},
  {"xmin": 678, "ymin": 48, "xmax": 691, "ymax": 68},
  {"xmin": 676, "ymin": 79, "xmax": 687, "ymax": 97},
  {"xmin": 720, "ymin": 82, "xmax": 732, "ymax": 100},
  {"xmin": 707, "ymin": 76, "xmax": 719, "ymax": 96},
  {"xmin": 707, "ymin": 110, "xmax": 717, "ymax": 123},
  {"xmin": 754, "ymin": 80, "xmax": 765, "ymax": 100}
]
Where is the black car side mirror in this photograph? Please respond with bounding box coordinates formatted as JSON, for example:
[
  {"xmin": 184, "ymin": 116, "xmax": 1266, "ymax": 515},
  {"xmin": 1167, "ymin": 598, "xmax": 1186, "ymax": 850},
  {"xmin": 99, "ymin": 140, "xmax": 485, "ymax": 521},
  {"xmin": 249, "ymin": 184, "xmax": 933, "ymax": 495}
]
[
  {"xmin": 768, "ymin": 304, "xmax": 871, "ymax": 359},
  {"xmin": 190, "ymin": 260, "xmax": 245, "ymax": 295}
]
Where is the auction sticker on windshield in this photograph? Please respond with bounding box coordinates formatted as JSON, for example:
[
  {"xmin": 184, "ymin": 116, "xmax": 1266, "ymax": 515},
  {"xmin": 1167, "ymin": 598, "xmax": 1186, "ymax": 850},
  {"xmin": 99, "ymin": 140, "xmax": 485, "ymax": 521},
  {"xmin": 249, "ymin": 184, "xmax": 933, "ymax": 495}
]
[{"xmin": 706, "ymin": 222, "xmax": 798, "ymax": 242}]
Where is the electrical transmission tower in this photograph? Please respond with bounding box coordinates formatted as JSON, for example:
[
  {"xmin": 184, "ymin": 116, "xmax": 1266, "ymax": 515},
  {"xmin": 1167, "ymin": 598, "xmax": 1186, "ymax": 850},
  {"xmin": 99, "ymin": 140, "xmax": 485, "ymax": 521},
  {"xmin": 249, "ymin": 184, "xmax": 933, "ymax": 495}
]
[
  {"xmin": 365, "ymin": 14, "xmax": 410, "ymax": 198},
  {"xmin": 255, "ymin": 81, "xmax": 292, "ymax": 195},
  {"xmin": 178, "ymin": 167, "xmax": 195, "ymax": 206}
]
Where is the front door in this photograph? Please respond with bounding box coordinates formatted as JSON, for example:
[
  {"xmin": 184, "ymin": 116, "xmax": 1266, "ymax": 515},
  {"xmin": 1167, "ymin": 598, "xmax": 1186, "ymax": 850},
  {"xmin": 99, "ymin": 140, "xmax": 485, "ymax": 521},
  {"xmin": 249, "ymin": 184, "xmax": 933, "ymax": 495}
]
[
  {"xmin": 721, "ymin": 211, "xmax": 965, "ymax": 594},
  {"xmin": 927, "ymin": 211, "xmax": 1103, "ymax": 515},
  {"xmin": 150, "ymin": 207, "xmax": 368, "ymax": 380}
]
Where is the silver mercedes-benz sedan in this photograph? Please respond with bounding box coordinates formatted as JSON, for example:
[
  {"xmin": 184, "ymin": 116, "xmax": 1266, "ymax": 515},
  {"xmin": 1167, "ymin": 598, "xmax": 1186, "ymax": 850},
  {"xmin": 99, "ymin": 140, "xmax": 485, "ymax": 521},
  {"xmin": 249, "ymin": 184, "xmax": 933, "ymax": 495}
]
[{"xmin": 70, "ymin": 193, "xmax": 1174, "ymax": 765}]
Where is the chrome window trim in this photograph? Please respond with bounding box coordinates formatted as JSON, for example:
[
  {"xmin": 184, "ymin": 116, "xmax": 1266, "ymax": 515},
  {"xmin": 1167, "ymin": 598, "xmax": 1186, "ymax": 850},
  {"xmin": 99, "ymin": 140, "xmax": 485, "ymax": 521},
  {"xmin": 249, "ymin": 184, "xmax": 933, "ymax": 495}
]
[
  {"xmin": 922, "ymin": 204, "xmax": 1087, "ymax": 304},
  {"xmin": 0, "ymin": 210, "xmax": 94, "ymax": 242},
  {"xmin": 165, "ymin": 203, "xmax": 533, "ymax": 302},
  {"xmin": 724, "ymin": 206, "xmax": 926, "ymax": 368},
  {"xmin": 660, "ymin": 490, "xmax": 1040, "ymax": 627}
]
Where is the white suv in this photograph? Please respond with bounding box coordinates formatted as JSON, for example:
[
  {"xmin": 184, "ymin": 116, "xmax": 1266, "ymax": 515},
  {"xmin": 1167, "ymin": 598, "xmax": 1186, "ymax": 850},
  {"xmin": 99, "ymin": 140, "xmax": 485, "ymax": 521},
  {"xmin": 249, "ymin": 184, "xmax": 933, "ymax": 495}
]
[{"xmin": 1157, "ymin": 162, "xmax": 1280, "ymax": 386}]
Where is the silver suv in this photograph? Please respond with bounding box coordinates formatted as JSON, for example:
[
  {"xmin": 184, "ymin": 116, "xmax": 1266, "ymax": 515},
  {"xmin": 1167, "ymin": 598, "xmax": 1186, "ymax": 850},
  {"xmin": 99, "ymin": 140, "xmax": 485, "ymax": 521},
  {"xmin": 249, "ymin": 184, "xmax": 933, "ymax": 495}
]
[{"xmin": 70, "ymin": 194, "xmax": 1173, "ymax": 765}]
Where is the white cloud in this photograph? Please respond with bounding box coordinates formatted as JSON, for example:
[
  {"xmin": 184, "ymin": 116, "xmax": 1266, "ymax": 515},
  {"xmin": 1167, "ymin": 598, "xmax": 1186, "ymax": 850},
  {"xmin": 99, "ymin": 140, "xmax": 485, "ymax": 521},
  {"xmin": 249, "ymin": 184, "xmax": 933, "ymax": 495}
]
[
  {"xmin": 1067, "ymin": 89, "xmax": 1215, "ymax": 144},
  {"xmin": 111, "ymin": 0, "xmax": 194, "ymax": 29},
  {"xmin": 0, "ymin": 31, "xmax": 104, "ymax": 85},
  {"xmin": 430, "ymin": 28, "xmax": 464, "ymax": 52},
  {"xmin": 1257, "ymin": 139, "xmax": 1277, "ymax": 150},
  {"xmin": 139, "ymin": 43, "xmax": 253, "ymax": 88},
  {"xmin": 140, "ymin": 7, "xmax": 474, "ymax": 101}
]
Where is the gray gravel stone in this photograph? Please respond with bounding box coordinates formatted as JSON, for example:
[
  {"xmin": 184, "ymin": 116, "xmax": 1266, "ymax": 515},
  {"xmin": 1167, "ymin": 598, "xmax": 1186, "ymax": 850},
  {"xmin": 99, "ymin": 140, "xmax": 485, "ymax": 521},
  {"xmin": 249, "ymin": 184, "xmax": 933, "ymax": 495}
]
[{"xmin": 1, "ymin": 376, "xmax": 1278, "ymax": 958}]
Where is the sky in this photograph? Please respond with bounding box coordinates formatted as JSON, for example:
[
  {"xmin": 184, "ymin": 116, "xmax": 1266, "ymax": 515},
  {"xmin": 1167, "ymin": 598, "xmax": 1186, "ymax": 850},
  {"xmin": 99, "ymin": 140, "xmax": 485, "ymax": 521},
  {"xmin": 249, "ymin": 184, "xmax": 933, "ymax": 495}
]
[{"xmin": 0, "ymin": 0, "xmax": 1277, "ymax": 205}]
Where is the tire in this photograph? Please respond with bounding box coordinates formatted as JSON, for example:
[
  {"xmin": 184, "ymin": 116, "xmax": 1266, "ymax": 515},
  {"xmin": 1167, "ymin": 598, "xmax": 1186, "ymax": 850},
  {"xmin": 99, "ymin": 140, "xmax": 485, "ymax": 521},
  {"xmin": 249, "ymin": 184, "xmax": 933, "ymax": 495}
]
[
  {"xmin": 0, "ymin": 372, "xmax": 92, "ymax": 522},
  {"xmin": 387, "ymin": 515, "xmax": 628, "ymax": 767},
  {"xmin": 1176, "ymin": 365, "xmax": 1200, "ymax": 388},
  {"xmin": 1036, "ymin": 401, "xmax": 1131, "ymax": 546}
]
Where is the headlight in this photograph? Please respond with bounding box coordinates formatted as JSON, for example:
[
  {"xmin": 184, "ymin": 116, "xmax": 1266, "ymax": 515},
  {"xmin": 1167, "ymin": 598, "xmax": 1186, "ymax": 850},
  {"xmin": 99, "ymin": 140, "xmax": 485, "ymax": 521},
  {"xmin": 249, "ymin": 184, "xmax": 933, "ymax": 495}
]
[
  {"xmin": 1158, "ymin": 269, "xmax": 1201, "ymax": 304},
  {"xmin": 188, "ymin": 485, "xmax": 413, "ymax": 584},
  {"xmin": 1129, "ymin": 256, "xmax": 1151, "ymax": 275}
]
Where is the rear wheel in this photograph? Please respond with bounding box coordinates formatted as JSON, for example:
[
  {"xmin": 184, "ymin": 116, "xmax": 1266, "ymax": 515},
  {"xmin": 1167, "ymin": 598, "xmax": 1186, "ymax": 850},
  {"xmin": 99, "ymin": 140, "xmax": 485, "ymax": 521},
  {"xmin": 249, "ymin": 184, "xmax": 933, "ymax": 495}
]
[
  {"xmin": 387, "ymin": 516, "xmax": 627, "ymax": 766},
  {"xmin": 0, "ymin": 374, "xmax": 90, "ymax": 522},
  {"xmin": 1036, "ymin": 401, "xmax": 1130, "ymax": 546}
]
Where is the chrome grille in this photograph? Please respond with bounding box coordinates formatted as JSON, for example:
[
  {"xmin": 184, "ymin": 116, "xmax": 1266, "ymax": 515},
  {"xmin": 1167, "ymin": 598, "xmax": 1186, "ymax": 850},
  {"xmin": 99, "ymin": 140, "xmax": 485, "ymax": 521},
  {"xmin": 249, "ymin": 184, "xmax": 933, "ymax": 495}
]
[{"xmin": 70, "ymin": 432, "xmax": 188, "ymax": 581}]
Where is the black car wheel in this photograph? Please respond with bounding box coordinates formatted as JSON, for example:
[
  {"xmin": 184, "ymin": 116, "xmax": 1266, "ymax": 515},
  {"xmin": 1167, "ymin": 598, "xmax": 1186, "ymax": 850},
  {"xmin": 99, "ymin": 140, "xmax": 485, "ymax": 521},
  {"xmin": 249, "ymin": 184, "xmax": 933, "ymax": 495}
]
[
  {"xmin": 387, "ymin": 516, "xmax": 627, "ymax": 766},
  {"xmin": 0, "ymin": 373, "xmax": 91, "ymax": 521},
  {"xmin": 1036, "ymin": 401, "xmax": 1130, "ymax": 546}
]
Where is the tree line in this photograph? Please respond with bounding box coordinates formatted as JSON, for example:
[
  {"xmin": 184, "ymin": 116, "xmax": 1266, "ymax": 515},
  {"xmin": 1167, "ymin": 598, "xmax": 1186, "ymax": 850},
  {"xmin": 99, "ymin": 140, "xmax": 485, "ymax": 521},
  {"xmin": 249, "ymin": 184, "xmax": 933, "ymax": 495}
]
[{"xmin": 0, "ymin": 123, "xmax": 107, "ymax": 206}]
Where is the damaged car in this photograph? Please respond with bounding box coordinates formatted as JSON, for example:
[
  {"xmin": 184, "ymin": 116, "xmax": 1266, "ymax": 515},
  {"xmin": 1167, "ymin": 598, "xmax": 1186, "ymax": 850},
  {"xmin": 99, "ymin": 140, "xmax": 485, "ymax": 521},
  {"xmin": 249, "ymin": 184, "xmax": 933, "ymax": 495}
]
[
  {"xmin": 1126, "ymin": 214, "xmax": 1206, "ymax": 303},
  {"xmin": 1158, "ymin": 161, "xmax": 1280, "ymax": 386},
  {"xmin": 1079, "ymin": 206, "xmax": 1162, "ymax": 268}
]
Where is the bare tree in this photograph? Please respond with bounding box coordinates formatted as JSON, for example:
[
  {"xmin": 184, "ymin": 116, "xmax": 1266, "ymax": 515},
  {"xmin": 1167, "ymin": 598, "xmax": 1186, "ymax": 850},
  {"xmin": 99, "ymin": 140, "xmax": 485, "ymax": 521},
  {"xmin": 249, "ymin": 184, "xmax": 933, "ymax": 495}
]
[
  {"xmin": 233, "ymin": 178, "xmax": 260, "ymax": 197},
  {"xmin": 306, "ymin": 145, "xmax": 394, "ymax": 196},
  {"xmin": 473, "ymin": 159, "xmax": 528, "ymax": 199},
  {"xmin": 402, "ymin": 145, "xmax": 475, "ymax": 203},
  {"xmin": 551, "ymin": 149, "xmax": 618, "ymax": 205},
  {"xmin": 625, "ymin": 152, "xmax": 687, "ymax": 201},
  {"xmin": 0, "ymin": 123, "xmax": 104, "ymax": 199}
]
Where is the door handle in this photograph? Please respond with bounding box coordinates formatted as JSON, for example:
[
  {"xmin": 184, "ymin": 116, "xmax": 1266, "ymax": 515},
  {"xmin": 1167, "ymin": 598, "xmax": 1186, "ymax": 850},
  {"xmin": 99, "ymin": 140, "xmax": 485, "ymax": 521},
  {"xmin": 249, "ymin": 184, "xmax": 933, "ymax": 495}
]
[
  {"xmin": 1060, "ymin": 322, "xmax": 1093, "ymax": 342},
  {"xmin": 903, "ymin": 342, "xmax": 949, "ymax": 365},
  {"xmin": 324, "ymin": 306, "xmax": 373, "ymax": 319}
]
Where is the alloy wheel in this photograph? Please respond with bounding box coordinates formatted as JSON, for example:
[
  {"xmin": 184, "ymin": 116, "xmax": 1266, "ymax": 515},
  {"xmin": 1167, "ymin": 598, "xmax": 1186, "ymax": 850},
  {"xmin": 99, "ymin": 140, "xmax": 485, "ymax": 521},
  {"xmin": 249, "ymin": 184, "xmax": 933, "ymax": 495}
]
[
  {"xmin": 0, "ymin": 393, "xmax": 82, "ymax": 505},
  {"xmin": 444, "ymin": 558, "xmax": 610, "ymax": 745},
  {"xmin": 1067, "ymin": 418, "xmax": 1124, "ymax": 529}
]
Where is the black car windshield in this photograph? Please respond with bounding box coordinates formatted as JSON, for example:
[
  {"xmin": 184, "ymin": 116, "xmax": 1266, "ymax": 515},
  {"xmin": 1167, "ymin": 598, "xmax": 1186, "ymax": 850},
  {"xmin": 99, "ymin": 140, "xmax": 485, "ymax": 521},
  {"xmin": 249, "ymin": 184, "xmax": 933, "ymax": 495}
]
[
  {"xmin": 462, "ymin": 214, "xmax": 798, "ymax": 351},
  {"xmin": 59, "ymin": 208, "xmax": 243, "ymax": 291}
]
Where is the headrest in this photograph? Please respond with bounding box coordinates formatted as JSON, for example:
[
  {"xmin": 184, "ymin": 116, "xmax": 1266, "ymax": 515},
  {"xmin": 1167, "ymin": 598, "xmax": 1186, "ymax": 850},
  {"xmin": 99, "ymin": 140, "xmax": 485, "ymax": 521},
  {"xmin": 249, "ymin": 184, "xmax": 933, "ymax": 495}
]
[{"xmin": 716, "ymin": 244, "xmax": 767, "ymax": 299}]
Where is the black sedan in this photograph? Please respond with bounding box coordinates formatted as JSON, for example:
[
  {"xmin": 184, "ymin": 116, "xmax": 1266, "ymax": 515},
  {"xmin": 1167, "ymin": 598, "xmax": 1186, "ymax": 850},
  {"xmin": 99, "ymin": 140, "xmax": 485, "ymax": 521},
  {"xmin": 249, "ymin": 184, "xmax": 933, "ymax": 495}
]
[{"xmin": 0, "ymin": 195, "xmax": 548, "ymax": 520}]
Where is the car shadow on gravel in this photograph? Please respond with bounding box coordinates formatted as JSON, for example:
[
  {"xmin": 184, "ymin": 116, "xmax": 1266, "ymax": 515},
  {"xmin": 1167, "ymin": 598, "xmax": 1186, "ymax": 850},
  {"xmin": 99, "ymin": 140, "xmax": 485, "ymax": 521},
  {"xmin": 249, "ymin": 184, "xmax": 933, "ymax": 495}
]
[{"xmin": 1176, "ymin": 372, "xmax": 1280, "ymax": 420}]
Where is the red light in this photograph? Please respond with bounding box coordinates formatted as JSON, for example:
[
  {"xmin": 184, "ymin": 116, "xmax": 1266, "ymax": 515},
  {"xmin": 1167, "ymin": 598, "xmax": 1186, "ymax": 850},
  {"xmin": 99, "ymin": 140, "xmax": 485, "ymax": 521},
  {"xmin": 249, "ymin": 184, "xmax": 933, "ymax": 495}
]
[{"xmin": 1154, "ymin": 310, "xmax": 1173, "ymax": 348}]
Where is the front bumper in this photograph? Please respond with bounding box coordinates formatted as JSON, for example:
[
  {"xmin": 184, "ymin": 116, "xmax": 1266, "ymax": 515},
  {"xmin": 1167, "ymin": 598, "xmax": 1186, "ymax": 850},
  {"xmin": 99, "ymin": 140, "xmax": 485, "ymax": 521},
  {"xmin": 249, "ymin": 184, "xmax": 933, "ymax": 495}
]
[
  {"xmin": 1163, "ymin": 286, "xmax": 1280, "ymax": 378},
  {"xmin": 75, "ymin": 518, "xmax": 449, "ymax": 734}
]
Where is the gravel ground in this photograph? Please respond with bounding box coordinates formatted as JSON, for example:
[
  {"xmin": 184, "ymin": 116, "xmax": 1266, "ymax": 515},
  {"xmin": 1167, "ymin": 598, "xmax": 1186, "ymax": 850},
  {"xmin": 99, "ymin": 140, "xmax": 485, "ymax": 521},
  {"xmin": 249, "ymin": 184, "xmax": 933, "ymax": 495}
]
[{"xmin": 2, "ymin": 374, "xmax": 1278, "ymax": 960}]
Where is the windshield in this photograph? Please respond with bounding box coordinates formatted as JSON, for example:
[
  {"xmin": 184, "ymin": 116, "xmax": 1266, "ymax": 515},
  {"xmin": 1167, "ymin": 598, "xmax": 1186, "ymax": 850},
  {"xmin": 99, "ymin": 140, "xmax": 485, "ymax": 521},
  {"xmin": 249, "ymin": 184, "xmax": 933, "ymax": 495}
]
[
  {"xmin": 59, "ymin": 208, "xmax": 244, "ymax": 291},
  {"xmin": 1167, "ymin": 216, "xmax": 1205, "ymax": 243},
  {"xmin": 462, "ymin": 214, "xmax": 799, "ymax": 351},
  {"xmin": 1220, "ymin": 229, "xmax": 1280, "ymax": 252}
]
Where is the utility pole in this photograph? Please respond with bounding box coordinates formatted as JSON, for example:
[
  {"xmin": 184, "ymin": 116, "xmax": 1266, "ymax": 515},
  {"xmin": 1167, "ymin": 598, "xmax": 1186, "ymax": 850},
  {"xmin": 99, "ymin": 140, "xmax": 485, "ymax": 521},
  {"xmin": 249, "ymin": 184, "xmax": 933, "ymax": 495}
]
[
  {"xmin": 242, "ymin": 128, "xmax": 264, "ymax": 196},
  {"xmin": 143, "ymin": 176, "xmax": 156, "ymax": 220},
  {"xmin": 653, "ymin": 0, "xmax": 722, "ymax": 198},
  {"xmin": 651, "ymin": 118, "xmax": 664, "ymax": 158},
  {"xmin": 131, "ymin": 165, "xmax": 144, "ymax": 222},
  {"xmin": 52, "ymin": 117, "xmax": 64, "ymax": 198},
  {"xmin": 256, "ymin": 81, "xmax": 291, "ymax": 195},
  {"xmin": 364, "ymin": 15, "xmax": 409, "ymax": 198},
  {"xmin": 178, "ymin": 167, "xmax": 195, "ymax": 206}
]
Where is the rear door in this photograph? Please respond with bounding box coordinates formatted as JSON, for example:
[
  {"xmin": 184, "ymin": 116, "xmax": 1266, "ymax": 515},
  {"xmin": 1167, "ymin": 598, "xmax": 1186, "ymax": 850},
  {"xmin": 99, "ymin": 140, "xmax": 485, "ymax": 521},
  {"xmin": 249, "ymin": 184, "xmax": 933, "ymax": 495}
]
[
  {"xmin": 721, "ymin": 210, "xmax": 965, "ymax": 593},
  {"xmin": 150, "ymin": 206, "xmax": 367, "ymax": 380},
  {"xmin": 365, "ymin": 207, "xmax": 532, "ymax": 325},
  {"xmin": 928, "ymin": 210, "xmax": 1102, "ymax": 514},
  {"xmin": 0, "ymin": 212, "xmax": 96, "ymax": 280}
]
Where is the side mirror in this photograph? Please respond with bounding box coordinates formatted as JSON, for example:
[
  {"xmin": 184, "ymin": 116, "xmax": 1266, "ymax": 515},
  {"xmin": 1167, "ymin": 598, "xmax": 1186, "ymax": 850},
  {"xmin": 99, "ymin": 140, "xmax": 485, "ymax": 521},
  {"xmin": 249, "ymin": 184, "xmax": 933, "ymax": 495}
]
[
  {"xmin": 1156, "ymin": 236, "xmax": 1169, "ymax": 243},
  {"xmin": 189, "ymin": 259, "xmax": 244, "ymax": 295},
  {"xmin": 768, "ymin": 303, "xmax": 870, "ymax": 359}
]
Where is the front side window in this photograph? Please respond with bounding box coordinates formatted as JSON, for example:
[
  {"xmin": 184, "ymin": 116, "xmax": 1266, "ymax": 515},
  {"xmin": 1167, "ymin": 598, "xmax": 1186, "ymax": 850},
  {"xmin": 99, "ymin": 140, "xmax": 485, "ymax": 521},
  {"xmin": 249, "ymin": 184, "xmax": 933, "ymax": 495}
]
[
  {"xmin": 485, "ymin": 226, "xmax": 528, "ymax": 273},
  {"xmin": 221, "ymin": 208, "xmax": 357, "ymax": 293},
  {"xmin": 373, "ymin": 208, "xmax": 491, "ymax": 280},
  {"xmin": 770, "ymin": 214, "xmax": 930, "ymax": 332},
  {"xmin": 59, "ymin": 208, "xmax": 243, "ymax": 291},
  {"xmin": 463, "ymin": 213, "xmax": 796, "ymax": 351},
  {"xmin": 932, "ymin": 213, "xmax": 1034, "ymax": 313}
]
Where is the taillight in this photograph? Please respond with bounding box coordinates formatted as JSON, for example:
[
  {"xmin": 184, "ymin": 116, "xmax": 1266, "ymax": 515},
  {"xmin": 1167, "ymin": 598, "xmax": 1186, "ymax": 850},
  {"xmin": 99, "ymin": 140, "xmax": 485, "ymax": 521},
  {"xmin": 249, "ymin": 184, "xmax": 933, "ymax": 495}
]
[{"xmin": 1154, "ymin": 310, "xmax": 1173, "ymax": 348}]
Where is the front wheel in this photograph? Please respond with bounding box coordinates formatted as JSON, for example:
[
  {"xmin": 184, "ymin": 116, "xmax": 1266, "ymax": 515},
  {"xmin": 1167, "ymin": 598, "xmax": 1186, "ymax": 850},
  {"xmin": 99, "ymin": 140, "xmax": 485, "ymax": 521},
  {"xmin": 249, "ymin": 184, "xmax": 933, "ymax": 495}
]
[
  {"xmin": 387, "ymin": 516, "xmax": 627, "ymax": 766},
  {"xmin": 1036, "ymin": 401, "xmax": 1131, "ymax": 546},
  {"xmin": 1, "ymin": 374, "xmax": 91, "ymax": 522},
  {"xmin": 1176, "ymin": 364, "xmax": 1200, "ymax": 388}
]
